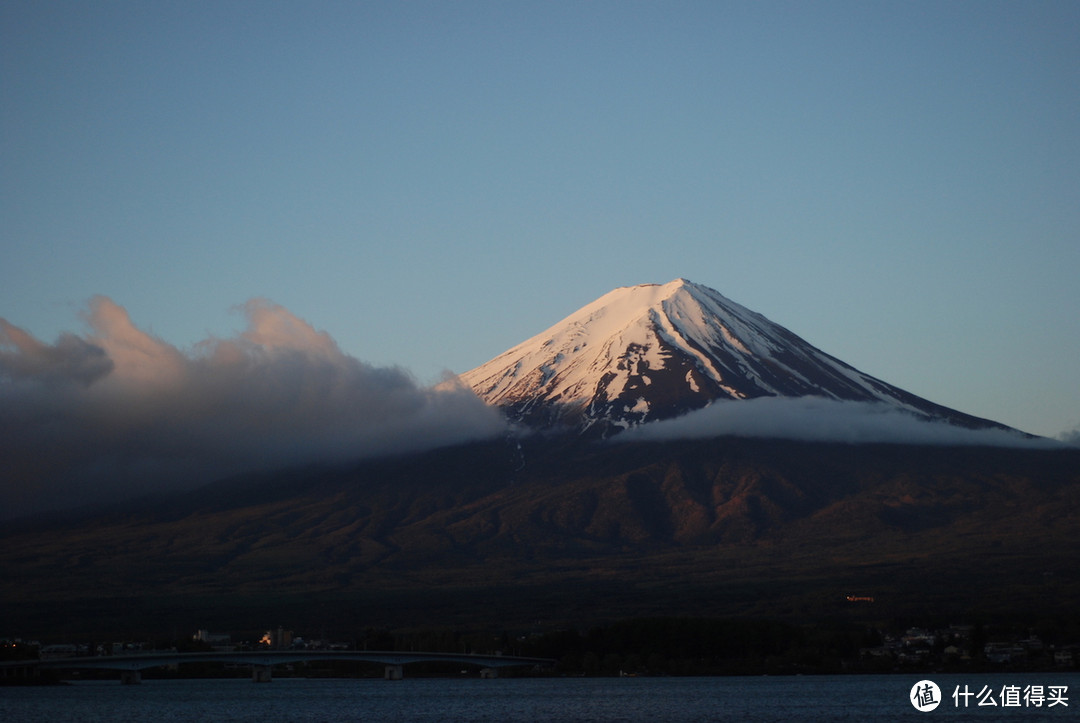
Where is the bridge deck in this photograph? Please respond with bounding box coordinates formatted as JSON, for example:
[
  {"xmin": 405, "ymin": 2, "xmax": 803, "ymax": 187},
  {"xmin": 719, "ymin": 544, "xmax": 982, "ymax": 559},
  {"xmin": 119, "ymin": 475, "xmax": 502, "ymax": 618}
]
[{"xmin": 4, "ymin": 650, "xmax": 554, "ymax": 673}]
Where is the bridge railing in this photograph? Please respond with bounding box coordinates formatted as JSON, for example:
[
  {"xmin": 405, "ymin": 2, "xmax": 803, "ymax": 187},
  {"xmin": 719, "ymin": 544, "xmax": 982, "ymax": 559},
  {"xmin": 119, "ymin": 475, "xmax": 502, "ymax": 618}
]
[{"xmin": 1, "ymin": 649, "xmax": 555, "ymax": 682}]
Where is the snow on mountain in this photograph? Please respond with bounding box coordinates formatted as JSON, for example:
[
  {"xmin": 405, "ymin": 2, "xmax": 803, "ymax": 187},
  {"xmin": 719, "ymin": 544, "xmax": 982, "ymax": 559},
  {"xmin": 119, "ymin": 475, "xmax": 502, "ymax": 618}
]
[{"xmin": 461, "ymin": 279, "xmax": 1010, "ymax": 434}]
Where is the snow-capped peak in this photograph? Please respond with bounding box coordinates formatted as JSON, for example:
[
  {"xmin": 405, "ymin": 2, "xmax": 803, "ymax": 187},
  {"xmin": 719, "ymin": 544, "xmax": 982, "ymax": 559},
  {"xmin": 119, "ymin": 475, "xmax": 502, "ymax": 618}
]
[{"xmin": 461, "ymin": 279, "xmax": 1007, "ymax": 433}]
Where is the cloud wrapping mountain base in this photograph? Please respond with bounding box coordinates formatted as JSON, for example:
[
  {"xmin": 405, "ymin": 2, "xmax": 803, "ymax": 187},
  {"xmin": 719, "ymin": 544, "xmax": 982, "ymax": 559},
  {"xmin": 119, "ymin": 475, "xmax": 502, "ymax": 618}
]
[
  {"xmin": 0, "ymin": 297, "xmax": 505, "ymax": 518},
  {"xmin": 617, "ymin": 396, "xmax": 1057, "ymax": 448}
]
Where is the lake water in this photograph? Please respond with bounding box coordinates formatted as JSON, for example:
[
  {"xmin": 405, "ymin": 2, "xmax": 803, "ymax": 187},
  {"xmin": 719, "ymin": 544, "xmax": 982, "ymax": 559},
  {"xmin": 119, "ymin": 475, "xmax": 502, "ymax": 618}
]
[{"xmin": 1, "ymin": 673, "xmax": 1076, "ymax": 721}]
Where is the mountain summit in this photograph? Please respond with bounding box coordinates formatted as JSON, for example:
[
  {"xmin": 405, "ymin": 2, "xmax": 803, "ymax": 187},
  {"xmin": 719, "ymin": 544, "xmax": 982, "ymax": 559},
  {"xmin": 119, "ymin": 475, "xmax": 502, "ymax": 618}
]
[{"xmin": 462, "ymin": 279, "xmax": 1005, "ymax": 434}]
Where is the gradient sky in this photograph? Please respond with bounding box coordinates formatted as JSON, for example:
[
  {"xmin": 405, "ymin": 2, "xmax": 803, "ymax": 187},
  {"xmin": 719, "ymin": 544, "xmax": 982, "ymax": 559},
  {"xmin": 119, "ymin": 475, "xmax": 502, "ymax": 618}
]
[{"xmin": 3, "ymin": 0, "xmax": 1078, "ymax": 440}]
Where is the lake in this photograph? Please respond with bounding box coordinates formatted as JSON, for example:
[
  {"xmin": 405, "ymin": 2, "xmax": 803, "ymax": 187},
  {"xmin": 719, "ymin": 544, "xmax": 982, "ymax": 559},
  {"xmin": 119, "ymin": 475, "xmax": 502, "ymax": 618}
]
[{"xmin": 1, "ymin": 672, "xmax": 1075, "ymax": 721}]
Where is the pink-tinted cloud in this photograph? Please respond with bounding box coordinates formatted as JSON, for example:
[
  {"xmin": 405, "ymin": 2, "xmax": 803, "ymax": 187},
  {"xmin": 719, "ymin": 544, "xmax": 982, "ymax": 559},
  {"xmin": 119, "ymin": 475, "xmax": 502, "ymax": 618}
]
[
  {"xmin": 0, "ymin": 318, "xmax": 112, "ymax": 386},
  {"xmin": 83, "ymin": 296, "xmax": 187, "ymax": 385},
  {"xmin": 0, "ymin": 298, "xmax": 505, "ymax": 518}
]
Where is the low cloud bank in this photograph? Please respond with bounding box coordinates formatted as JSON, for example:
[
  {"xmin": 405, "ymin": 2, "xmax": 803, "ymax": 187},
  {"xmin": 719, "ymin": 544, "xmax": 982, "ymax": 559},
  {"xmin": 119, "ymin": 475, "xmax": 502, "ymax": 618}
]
[
  {"xmin": 618, "ymin": 396, "xmax": 1059, "ymax": 448},
  {"xmin": 0, "ymin": 297, "xmax": 505, "ymax": 518}
]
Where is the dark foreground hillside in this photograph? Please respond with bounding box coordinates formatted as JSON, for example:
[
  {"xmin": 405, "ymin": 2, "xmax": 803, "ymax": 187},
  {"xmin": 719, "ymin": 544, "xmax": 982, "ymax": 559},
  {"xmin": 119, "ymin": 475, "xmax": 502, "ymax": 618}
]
[{"xmin": 2, "ymin": 435, "xmax": 1078, "ymax": 639}]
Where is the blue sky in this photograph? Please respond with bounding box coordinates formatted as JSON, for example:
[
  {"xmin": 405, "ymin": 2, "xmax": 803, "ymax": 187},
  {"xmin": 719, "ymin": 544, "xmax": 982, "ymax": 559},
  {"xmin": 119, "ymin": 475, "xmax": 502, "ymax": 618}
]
[{"xmin": 3, "ymin": 0, "xmax": 1079, "ymax": 440}]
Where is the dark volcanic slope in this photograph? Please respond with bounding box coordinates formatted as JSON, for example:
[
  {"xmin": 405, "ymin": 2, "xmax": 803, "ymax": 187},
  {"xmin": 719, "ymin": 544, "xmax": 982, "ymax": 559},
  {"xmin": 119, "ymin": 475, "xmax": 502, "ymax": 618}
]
[{"xmin": 2, "ymin": 437, "xmax": 1077, "ymax": 635}]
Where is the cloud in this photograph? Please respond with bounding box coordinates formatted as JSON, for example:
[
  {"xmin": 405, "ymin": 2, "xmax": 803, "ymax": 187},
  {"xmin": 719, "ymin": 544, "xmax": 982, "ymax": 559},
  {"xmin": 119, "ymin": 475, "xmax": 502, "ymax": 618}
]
[
  {"xmin": 1058, "ymin": 426, "xmax": 1080, "ymax": 447},
  {"xmin": 0, "ymin": 298, "xmax": 506, "ymax": 518},
  {"xmin": 617, "ymin": 396, "xmax": 1058, "ymax": 448},
  {"xmin": 0, "ymin": 318, "xmax": 113, "ymax": 386}
]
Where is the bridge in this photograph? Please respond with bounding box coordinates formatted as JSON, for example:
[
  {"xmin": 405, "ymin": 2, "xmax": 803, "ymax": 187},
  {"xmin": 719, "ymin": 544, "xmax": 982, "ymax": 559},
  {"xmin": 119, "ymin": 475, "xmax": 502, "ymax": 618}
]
[{"xmin": 1, "ymin": 650, "xmax": 555, "ymax": 684}]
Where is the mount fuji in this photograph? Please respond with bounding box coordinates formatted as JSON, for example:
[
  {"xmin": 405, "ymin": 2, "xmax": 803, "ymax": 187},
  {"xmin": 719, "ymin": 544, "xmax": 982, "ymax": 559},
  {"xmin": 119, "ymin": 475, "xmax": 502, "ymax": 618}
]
[
  {"xmin": 462, "ymin": 279, "xmax": 1009, "ymax": 435},
  {"xmin": 5, "ymin": 281, "xmax": 1077, "ymax": 639}
]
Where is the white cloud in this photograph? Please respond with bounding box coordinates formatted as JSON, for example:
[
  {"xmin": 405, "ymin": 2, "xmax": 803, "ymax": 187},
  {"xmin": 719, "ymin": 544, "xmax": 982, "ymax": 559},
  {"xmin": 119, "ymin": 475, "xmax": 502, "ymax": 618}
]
[
  {"xmin": 0, "ymin": 298, "xmax": 506, "ymax": 518},
  {"xmin": 1058, "ymin": 426, "xmax": 1080, "ymax": 447},
  {"xmin": 617, "ymin": 396, "xmax": 1058, "ymax": 448}
]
